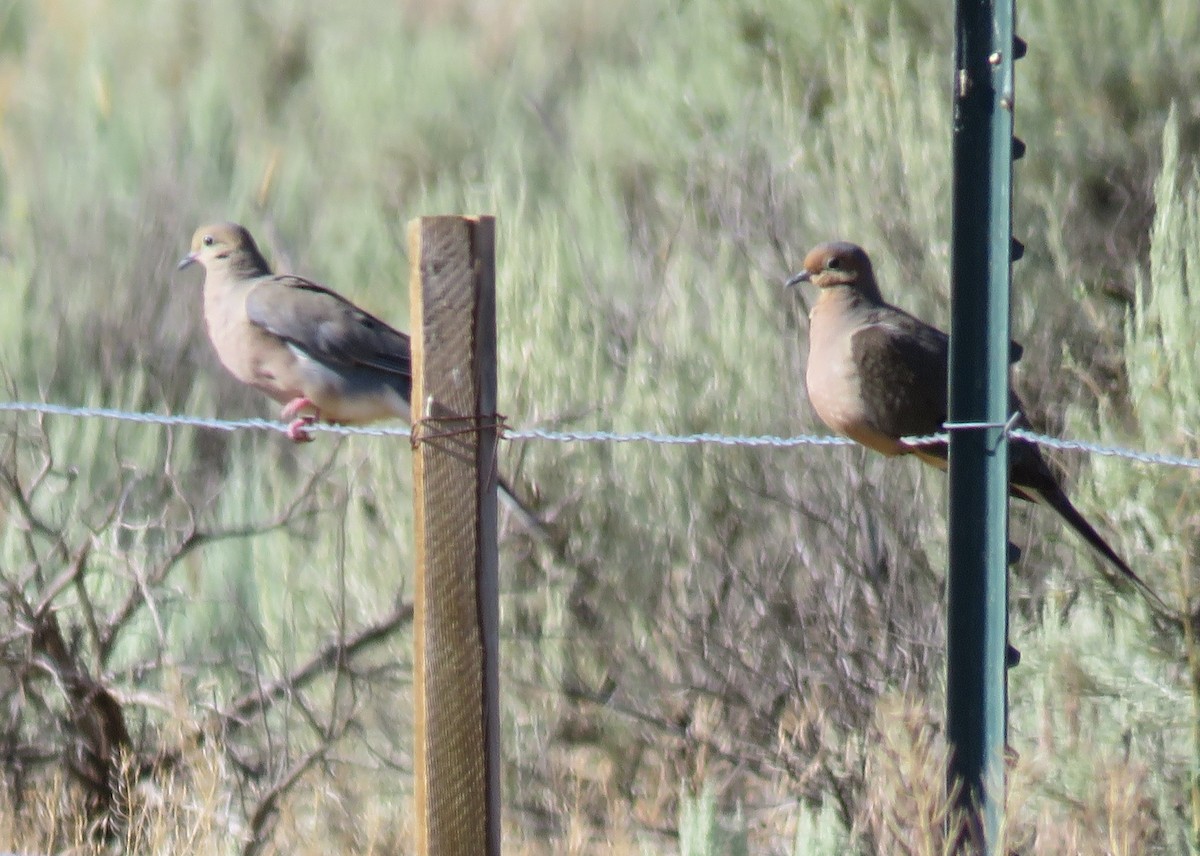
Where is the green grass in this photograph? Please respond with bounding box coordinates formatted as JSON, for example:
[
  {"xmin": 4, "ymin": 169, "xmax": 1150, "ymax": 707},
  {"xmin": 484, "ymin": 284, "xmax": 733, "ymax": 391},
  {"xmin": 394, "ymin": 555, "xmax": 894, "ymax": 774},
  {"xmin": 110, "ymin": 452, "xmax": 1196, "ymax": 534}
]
[{"xmin": 2, "ymin": 0, "xmax": 1200, "ymax": 853}]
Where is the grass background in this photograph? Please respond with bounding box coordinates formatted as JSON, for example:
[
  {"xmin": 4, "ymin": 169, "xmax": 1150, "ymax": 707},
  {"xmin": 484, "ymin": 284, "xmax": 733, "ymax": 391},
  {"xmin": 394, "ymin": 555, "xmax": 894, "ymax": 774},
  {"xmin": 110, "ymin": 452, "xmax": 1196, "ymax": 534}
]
[{"xmin": 2, "ymin": 0, "xmax": 1200, "ymax": 852}]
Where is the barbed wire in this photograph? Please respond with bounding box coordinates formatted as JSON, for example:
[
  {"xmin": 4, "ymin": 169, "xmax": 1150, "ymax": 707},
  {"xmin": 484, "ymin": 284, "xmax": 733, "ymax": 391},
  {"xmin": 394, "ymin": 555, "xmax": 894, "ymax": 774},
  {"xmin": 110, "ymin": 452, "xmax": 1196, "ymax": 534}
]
[
  {"xmin": 0, "ymin": 401, "xmax": 411, "ymax": 437},
  {"xmin": 502, "ymin": 426, "xmax": 854, "ymax": 448},
  {"xmin": 1008, "ymin": 429, "xmax": 1200, "ymax": 470},
  {"xmin": 2, "ymin": 400, "xmax": 1199, "ymax": 470}
]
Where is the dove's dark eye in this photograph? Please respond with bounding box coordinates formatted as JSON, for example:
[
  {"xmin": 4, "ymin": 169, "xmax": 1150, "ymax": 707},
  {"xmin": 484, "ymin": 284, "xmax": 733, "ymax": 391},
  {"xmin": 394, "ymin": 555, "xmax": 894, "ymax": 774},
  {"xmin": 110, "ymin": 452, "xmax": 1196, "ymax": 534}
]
[
  {"xmin": 826, "ymin": 256, "xmax": 841, "ymax": 270},
  {"xmin": 203, "ymin": 235, "xmax": 215, "ymax": 247}
]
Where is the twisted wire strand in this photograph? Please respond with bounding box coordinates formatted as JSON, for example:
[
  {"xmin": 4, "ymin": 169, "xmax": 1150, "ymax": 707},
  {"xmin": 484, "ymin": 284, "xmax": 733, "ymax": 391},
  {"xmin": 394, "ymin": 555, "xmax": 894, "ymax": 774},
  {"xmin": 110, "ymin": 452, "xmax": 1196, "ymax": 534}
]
[{"xmin": 2, "ymin": 400, "xmax": 1198, "ymax": 470}]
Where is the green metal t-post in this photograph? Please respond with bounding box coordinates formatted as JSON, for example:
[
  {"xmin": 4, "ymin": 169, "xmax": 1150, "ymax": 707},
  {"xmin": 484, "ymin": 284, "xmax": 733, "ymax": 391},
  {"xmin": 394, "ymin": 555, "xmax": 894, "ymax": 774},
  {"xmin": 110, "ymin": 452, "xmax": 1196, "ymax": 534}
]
[{"xmin": 948, "ymin": 0, "xmax": 1019, "ymax": 849}]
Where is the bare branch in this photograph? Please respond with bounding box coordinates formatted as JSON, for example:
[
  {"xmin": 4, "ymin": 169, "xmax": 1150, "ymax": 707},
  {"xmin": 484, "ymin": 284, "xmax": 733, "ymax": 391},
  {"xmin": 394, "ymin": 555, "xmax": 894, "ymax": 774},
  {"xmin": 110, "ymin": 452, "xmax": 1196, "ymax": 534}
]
[{"xmin": 221, "ymin": 600, "xmax": 413, "ymax": 729}]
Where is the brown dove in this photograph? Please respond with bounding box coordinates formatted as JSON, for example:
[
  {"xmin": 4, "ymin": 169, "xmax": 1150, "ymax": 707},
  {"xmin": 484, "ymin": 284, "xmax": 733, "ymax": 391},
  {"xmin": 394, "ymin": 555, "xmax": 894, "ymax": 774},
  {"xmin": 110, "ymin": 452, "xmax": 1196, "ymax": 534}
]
[
  {"xmin": 786, "ymin": 240, "xmax": 1165, "ymax": 611},
  {"xmin": 178, "ymin": 221, "xmax": 543, "ymax": 533}
]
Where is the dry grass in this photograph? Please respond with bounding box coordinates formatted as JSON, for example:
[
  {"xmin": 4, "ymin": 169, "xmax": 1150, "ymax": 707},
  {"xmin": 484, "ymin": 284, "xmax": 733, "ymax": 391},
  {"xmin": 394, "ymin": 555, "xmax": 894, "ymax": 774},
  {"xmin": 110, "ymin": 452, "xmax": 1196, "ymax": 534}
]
[{"xmin": 3, "ymin": 0, "xmax": 1200, "ymax": 853}]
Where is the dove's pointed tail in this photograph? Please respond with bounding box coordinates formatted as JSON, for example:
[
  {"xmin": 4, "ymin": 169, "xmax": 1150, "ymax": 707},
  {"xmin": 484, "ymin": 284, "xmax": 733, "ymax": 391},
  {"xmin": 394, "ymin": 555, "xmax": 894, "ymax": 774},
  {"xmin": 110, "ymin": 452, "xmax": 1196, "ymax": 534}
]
[
  {"xmin": 497, "ymin": 475, "xmax": 551, "ymax": 543},
  {"xmin": 1011, "ymin": 465, "xmax": 1171, "ymax": 618}
]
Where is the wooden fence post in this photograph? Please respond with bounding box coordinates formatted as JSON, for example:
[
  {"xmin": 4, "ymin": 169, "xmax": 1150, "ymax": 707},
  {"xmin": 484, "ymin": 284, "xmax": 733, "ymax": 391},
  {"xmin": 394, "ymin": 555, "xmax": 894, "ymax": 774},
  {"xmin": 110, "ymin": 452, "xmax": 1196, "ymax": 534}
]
[{"xmin": 409, "ymin": 215, "xmax": 500, "ymax": 856}]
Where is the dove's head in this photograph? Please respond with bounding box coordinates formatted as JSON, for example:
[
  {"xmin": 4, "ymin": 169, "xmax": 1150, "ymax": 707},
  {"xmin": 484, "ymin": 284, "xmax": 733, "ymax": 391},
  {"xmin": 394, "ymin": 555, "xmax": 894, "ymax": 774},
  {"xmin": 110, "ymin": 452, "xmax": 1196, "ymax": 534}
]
[
  {"xmin": 178, "ymin": 222, "xmax": 271, "ymax": 278},
  {"xmin": 785, "ymin": 241, "xmax": 878, "ymax": 294}
]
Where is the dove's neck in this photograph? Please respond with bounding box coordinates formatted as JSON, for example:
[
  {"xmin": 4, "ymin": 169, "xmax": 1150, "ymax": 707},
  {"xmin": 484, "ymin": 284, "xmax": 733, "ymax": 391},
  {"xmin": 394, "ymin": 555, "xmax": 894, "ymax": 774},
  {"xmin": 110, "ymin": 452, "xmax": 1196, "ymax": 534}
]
[
  {"xmin": 812, "ymin": 281, "xmax": 885, "ymax": 321},
  {"xmin": 227, "ymin": 248, "xmax": 273, "ymax": 280},
  {"xmin": 846, "ymin": 276, "xmax": 884, "ymax": 305}
]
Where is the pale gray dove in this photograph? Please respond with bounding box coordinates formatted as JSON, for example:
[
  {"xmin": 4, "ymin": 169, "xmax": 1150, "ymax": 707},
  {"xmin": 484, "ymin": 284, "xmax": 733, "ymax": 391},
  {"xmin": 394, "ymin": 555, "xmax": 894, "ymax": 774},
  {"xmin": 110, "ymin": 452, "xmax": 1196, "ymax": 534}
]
[{"xmin": 179, "ymin": 221, "xmax": 543, "ymax": 534}]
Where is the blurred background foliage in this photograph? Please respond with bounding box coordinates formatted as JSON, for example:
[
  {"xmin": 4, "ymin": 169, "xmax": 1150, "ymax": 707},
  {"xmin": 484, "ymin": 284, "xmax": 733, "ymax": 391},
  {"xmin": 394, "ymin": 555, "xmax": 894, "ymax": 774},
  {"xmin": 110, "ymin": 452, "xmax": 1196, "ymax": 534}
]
[{"xmin": 2, "ymin": 0, "xmax": 1200, "ymax": 852}]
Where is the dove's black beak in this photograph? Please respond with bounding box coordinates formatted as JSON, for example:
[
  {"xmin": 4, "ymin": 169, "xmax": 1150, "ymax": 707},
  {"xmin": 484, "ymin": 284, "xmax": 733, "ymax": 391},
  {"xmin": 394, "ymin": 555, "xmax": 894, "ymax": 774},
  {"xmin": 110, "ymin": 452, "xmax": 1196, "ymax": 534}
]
[
  {"xmin": 177, "ymin": 252, "xmax": 198, "ymax": 271},
  {"xmin": 784, "ymin": 270, "xmax": 811, "ymax": 288}
]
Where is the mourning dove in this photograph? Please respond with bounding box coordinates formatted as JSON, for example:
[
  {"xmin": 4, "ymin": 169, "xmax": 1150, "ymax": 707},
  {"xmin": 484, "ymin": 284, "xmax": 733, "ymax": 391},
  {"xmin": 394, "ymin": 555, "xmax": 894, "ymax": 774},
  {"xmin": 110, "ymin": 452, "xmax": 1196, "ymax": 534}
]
[
  {"xmin": 786, "ymin": 240, "xmax": 1165, "ymax": 611},
  {"xmin": 178, "ymin": 221, "xmax": 543, "ymax": 534}
]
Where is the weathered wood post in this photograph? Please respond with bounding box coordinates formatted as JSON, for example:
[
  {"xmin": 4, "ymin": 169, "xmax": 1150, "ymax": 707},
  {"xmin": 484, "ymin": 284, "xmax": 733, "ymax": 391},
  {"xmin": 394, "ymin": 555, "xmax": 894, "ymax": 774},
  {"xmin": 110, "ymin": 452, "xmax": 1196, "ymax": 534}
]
[{"xmin": 409, "ymin": 216, "xmax": 501, "ymax": 856}]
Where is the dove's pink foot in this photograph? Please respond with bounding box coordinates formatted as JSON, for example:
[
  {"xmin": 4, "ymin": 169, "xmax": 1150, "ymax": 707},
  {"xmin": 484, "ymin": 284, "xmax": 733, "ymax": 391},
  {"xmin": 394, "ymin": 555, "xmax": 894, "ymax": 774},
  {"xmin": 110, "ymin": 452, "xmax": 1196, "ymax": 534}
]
[
  {"xmin": 281, "ymin": 397, "xmax": 319, "ymax": 443},
  {"xmin": 281, "ymin": 397, "xmax": 317, "ymax": 420},
  {"xmin": 286, "ymin": 415, "xmax": 317, "ymax": 443}
]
